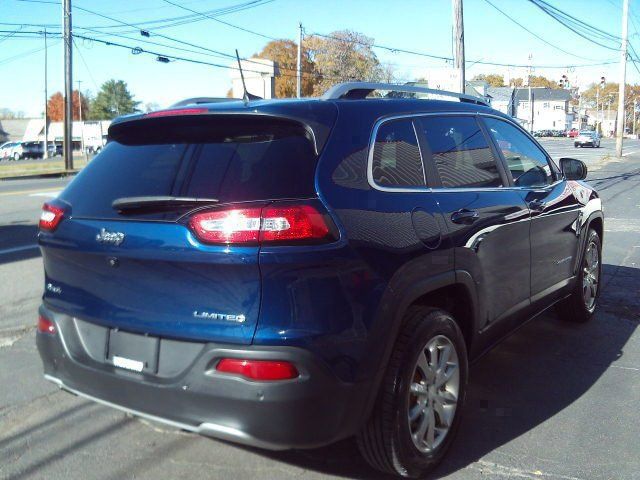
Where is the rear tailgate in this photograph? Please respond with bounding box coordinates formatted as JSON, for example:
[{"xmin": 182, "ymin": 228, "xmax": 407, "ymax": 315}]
[{"xmin": 39, "ymin": 113, "xmax": 327, "ymax": 344}]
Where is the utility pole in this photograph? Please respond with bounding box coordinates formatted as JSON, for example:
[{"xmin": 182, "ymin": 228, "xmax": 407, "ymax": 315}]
[
  {"xmin": 77, "ymin": 79, "xmax": 87, "ymax": 162},
  {"xmin": 528, "ymin": 53, "xmax": 533, "ymax": 133},
  {"xmin": 63, "ymin": 0, "xmax": 73, "ymax": 170},
  {"xmin": 43, "ymin": 28, "xmax": 49, "ymax": 160},
  {"xmin": 596, "ymin": 88, "xmax": 600, "ymax": 133},
  {"xmin": 452, "ymin": 0, "xmax": 465, "ymax": 94},
  {"xmin": 296, "ymin": 22, "xmax": 302, "ymax": 98},
  {"xmin": 616, "ymin": 0, "xmax": 629, "ymax": 157},
  {"xmin": 633, "ymin": 98, "xmax": 637, "ymax": 137}
]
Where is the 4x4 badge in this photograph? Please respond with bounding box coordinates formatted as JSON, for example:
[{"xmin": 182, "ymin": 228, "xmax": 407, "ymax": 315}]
[{"xmin": 96, "ymin": 228, "xmax": 125, "ymax": 246}]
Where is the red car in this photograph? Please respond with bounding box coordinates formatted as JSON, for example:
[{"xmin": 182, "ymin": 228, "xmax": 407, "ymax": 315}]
[{"xmin": 567, "ymin": 128, "xmax": 579, "ymax": 138}]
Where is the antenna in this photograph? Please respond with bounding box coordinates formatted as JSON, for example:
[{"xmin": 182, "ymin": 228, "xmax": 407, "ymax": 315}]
[{"xmin": 235, "ymin": 49, "xmax": 262, "ymax": 105}]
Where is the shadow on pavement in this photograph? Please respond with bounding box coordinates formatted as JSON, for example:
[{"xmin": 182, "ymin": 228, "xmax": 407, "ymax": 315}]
[
  {"xmin": 245, "ymin": 263, "xmax": 639, "ymax": 479},
  {"xmin": 0, "ymin": 224, "xmax": 40, "ymax": 265}
]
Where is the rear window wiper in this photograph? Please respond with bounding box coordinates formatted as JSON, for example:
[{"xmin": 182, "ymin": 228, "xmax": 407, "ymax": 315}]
[{"xmin": 112, "ymin": 196, "xmax": 219, "ymax": 212}]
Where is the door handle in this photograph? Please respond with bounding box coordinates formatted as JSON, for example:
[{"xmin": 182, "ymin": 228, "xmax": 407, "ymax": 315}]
[
  {"xmin": 451, "ymin": 209, "xmax": 479, "ymax": 225},
  {"xmin": 528, "ymin": 199, "xmax": 546, "ymax": 211}
]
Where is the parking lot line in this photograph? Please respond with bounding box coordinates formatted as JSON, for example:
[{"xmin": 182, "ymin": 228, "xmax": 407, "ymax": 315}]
[
  {"xmin": 0, "ymin": 187, "xmax": 62, "ymax": 197},
  {"xmin": 0, "ymin": 244, "xmax": 38, "ymax": 255},
  {"xmin": 29, "ymin": 190, "xmax": 61, "ymax": 198}
]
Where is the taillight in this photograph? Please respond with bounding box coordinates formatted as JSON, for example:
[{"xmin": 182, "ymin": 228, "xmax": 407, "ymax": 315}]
[
  {"xmin": 37, "ymin": 315, "xmax": 56, "ymax": 335},
  {"xmin": 188, "ymin": 201, "xmax": 336, "ymax": 245},
  {"xmin": 189, "ymin": 207, "xmax": 262, "ymax": 244},
  {"xmin": 261, "ymin": 205, "xmax": 329, "ymax": 242},
  {"xmin": 39, "ymin": 203, "xmax": 65, "ymax": 231},
  {"xmin": 216, "ymin": 359, "xmax": 299, "ymax": 381}
]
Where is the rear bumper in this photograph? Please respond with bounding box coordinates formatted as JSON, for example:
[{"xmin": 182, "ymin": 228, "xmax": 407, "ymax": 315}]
[{"xmin": 37, "ymin": 305, "xmax": 371, "ymax": 450}]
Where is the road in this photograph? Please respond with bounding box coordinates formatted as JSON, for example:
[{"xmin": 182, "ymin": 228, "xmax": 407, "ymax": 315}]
[{"xmin": 1, "ymin": 138, "xmax": 639, "ymax": 479}]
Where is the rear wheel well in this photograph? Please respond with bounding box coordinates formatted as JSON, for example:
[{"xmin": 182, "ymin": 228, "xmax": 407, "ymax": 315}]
[
  {"xmin": 411, "ymin": 284, "xmax": 474, "ymax": 351},
  {"xmin": 589, "ymin": 216, "xmax": 603, "ymax": 240}
]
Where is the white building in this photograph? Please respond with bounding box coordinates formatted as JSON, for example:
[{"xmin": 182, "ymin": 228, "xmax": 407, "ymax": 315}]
[
  {"xmin": 585, "ymin": 108, "xmax": 616, "ymax": 137},
  {"xmin": 230, "ymin": 58, "xmax": 278, "ymax": 99},
  {"xmin": 20, "ymin": 119, "xmax": 111, "ymax": 151},
  {"xmin": 486, "ymin": 87, "xmax": 574, "ymax": 131}
]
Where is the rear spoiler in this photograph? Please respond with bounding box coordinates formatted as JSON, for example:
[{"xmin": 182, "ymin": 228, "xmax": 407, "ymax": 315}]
[
  {"xmin": 108, "ymin": 106, "xmax": 338, "ymax": 156},
  {"xmin": 108, "ymin": 112, "xmax": 324, "ymax": 155}
]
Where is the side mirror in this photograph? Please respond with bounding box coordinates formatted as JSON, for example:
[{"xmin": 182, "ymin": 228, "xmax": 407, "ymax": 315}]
[{"xmin": 560, "ymin": 157, "xmax": 587, "ymax": 181}]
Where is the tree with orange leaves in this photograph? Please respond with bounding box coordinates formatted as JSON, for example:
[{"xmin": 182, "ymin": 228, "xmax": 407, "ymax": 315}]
[{"xmin": 47, "ymin": 90, "xmax": 89, "ymax": 121}]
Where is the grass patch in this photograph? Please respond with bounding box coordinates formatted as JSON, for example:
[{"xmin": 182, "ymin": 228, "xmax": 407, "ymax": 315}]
[{"xmin": 0, "ymin": 157, "xmax": 89, "ymax": 179}]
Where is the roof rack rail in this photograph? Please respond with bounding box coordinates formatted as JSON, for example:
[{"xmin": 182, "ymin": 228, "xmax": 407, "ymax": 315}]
[
  {"xmin": 321, "ymin": 82, "xmax": 489, "ymax": 106},
  {"xmin": 170, "ymin": 97, "xmax": 239, "ymax": 107}
]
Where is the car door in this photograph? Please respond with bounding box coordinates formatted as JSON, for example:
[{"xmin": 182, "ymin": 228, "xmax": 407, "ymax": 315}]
[
  {"xmin": 482, "ymin": 116, "xmax": 582, "ymax": 305},
  {"xmin": 415, "ymin": 114, "xmax": 531, "ymax": 329}
]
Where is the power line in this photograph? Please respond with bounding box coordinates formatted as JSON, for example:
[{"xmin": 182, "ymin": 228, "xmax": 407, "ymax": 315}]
[
  {"xmin": 309, "ymin": 29, "xmax": 618, "ymax": 68},
  {"xmin": 0, "ymin": 40, "xmax": 60, "ymax": 67},
  {"xmin": 75, "ymin": 26, "xmax": 233, "ymax": 61},
  {"xmin": 482, "ymin": 0, "xmax": 612, "ymax": 62},
  {"xmin": 159, "ymin": 0, "xmax": 277, "ymax": 40},
  {"xmin": 310, "ymin": 31, "xmax": 452, "ymax": 62},
  {"xmin": 69, "ymin": 4, "xmax": 287, "ymax": 72},
  {"xmin": 81, "ymin": 0, "xmax": 276, "ymax": 34},
  {"xmin": 72, "ymin": 37, "xmax": 100, "ymax": 91},
  {"xmin": 71, "ymin": 32, "xmax": 332, "ymax": 81},
  {"xmin": 527, "ymin": 0, "xmax": 621, "ymax": 51}
]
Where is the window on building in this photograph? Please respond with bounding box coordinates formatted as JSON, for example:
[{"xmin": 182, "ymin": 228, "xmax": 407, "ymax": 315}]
[
  {"xmin": 371, "ymin": 119, "xmax": 425, "ymax": 188},
  {"xmin": 418, "ymin": 116, "xmax": 503, "ymax": 188}
]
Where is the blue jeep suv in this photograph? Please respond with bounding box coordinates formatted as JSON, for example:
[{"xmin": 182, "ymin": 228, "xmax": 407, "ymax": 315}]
[{"xmin": 37, "ymin": 82, "xmax": 603, "ymax": 478}]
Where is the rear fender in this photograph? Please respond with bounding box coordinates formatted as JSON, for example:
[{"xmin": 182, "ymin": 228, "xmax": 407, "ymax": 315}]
[{"xmin": 358, "ymin": 269, "xmax": 479, "ymax": 425}]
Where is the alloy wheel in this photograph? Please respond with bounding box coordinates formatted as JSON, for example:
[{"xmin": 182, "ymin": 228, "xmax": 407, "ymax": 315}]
[
  {"xmin": 407, "ymin": 335, "xmax": 460, "ymax": 453},
  {"xmin": 583, "ymin": 240, "xmax": 600, "ymax": 310}
]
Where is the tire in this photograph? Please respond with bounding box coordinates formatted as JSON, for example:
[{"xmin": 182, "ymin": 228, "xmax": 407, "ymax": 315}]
[
  {"xmin": 13, "ymin": 152, "xmax": 19, "ymax": 161},
  {"xmin": 357, "ymin": 307, "xmax": 468, "ymax": 478},
  {"xmin": 556, "ymin": 229, "xmax": 602, "ymax": 323}
]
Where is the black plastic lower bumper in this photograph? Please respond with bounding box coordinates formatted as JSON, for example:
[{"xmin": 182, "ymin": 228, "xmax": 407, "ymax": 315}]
[{"xmin": 36, "ymin": 305, "xmax": 372, "ymax": 450}]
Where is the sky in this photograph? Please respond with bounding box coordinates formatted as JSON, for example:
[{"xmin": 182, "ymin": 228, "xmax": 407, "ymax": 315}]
[{"xmin": 0, "ymin": 0, "xmax": 636, "ymax": 117}]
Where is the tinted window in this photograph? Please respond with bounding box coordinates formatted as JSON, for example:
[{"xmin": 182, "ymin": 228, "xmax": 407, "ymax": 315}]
[
  {"xmin": 61, "ymin": 118, "xmax": 317, "ymax": 220},
  {"xmin": 371, "ymin": 119, "xmax": 424, "ymax": 188},
  {"xmin": 418, "ymin": 116, "xmax": 502, "ymax": 188},
  {"xmin": 484, "ymin": 117, "xmax": 554, "ymax": 187}
]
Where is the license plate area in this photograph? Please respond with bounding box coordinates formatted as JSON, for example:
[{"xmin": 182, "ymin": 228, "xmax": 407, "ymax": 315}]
[{"xmin": 107, "ymin": 330, "xmax": 159, "ymax": 374}]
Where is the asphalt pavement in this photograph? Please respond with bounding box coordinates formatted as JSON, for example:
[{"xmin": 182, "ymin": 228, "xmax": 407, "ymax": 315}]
[{"xmin": 1, "ymin": 138, "xmax": 639, "ymax": 480}]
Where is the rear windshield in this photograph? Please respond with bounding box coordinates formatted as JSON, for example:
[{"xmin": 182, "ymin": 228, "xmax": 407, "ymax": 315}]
[{"xmin": 60, "ymin": 116, "xmax": 318, "ymax": 220}]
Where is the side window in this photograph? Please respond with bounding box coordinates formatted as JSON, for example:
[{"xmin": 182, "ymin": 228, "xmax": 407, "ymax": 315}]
[
  {"xmin": 483, "ymin": 117, "xmax": 554, "ymax": 187},
  {"xmin": 371, "ymin": 119, "xmax": 425, "ymax": 188},
  {"xmin": 418, "ymin": 116, "xmax": 503, "ymax": 188}
]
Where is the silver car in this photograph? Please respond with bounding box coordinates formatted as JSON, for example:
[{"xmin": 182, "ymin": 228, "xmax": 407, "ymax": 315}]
[
  {"xmin": 574, "ymin": 130, "xmax": 601, "ymax": 148},
  {"xmin": 0, "ymin": 141, "xmax": 24, "ymax": 160}
]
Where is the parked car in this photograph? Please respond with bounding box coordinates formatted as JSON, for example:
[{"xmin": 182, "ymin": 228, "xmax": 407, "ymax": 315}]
[
  {"xmin": 566, "ymin": 128, "xmax": 579, "ymax": 138},
  {"xmin": 21, "ymin": 141, "xmax": 45, "ymax": 159},
  {"xmin": 36, "ymin": 82, "xmax": 604, "ymax": 479},
  {"xmin": 47, "ymin": 143, "xmax": 62, "ymax": 157},
  {"xmin": 574, "ymin": 130, "xmax": 601, "ymax": 148},
  {"xmin": 0, "ymin": 141, "xmax": 14, "ymax": 160},
  {"xmin": 4, "ymin": 141, "xmax": 25, "ymax": 160}
]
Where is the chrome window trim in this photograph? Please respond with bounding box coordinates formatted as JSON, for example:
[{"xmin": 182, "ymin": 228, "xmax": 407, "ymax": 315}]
[
  {"xmin": 412, "ymin": 121, "xmax": 428, "ymax": 186},
  {"xmin": 366, "ymin": 111, "xmax": 565, "ymax": 194},
  {"xmin": 367, "ymin": 113, "xmax": 434, "ymax": 193}
]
